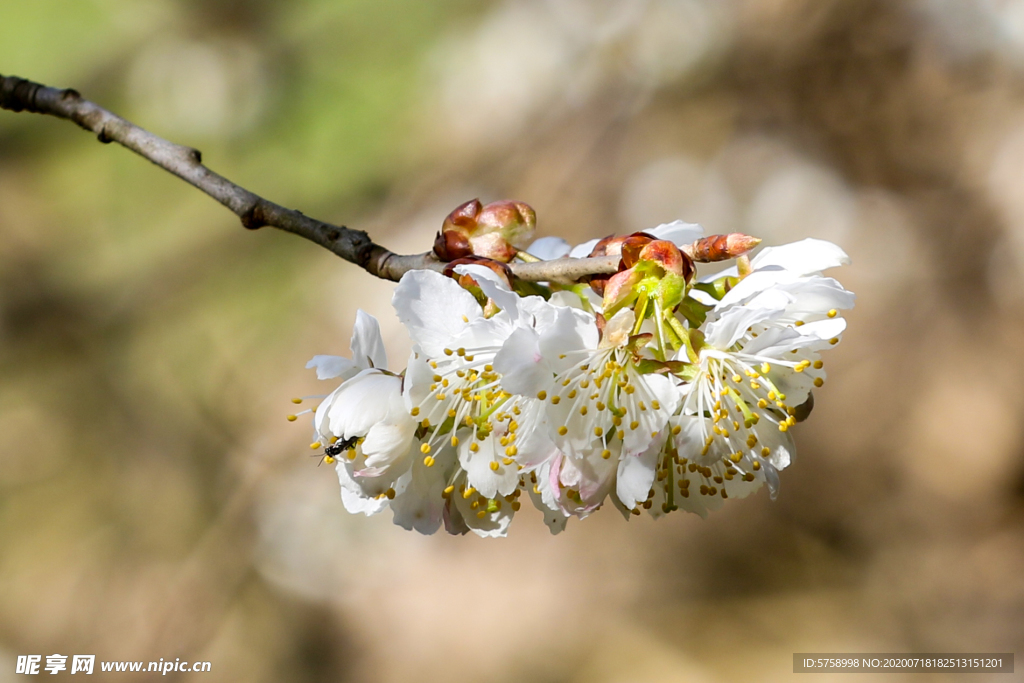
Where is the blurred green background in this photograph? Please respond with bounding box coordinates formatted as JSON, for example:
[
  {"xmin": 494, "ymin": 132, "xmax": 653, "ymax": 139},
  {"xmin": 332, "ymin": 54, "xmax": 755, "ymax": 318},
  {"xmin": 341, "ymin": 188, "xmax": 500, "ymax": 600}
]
[{"xmin": 2, "ymin": 1, "xmax": 1023, "ymax": 681}]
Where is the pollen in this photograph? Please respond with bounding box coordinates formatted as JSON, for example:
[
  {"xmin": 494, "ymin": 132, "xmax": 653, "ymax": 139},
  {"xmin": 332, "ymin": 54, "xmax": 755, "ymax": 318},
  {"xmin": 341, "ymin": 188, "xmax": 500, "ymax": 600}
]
[
  {"xmin": 385, "ymin": 488, "xmax": 396, "ymax": 500},
  {"xmin": 291, "ymin": 398, "xmax": 303, "ymax": 404},
  {"xmin": 420, "ymin": 443, "xmax": 431, "ymax": 454},
  {"xmin": 310, "ymin": 442, "xmax": 322, "ymax": 450},
  {"xmin": 580, "ymin": 406, "xmax": 588, "ymax": 416},
  {"xmin": 469, "ymin": 442, "xmax": 479, "ymax": 452},
  {"xmin": 601, "ymin": 449, "xmax": 611, "ymax": 459},
  {"xmin": 411, "ymin": 407, "xmax": 420, "ymax": 416},
  {"xmin": 423, "ymin": 455, "xmax": 435, "ymax": 467},
  {"xmin": 537, "ymin": 391, "xmax": 547, "ymax": 400},
  {"xmin": 551, "ymin": 396, "xmax": 561, "ymax": 405},
  {"xmin": 489, "ymin": 461, "xmax": 500, "ymax": 471},
  {"xmin": 451, "ymin": 436, "xmax": 460, "ymax": 447},
  {"xmin": 286, "ymin": 415, "xmax": 297, "ymax": 422},
  {"xmin": 827, "ymin": 309, "xmax": 838, "ymax": 318},
  {"xmin": 594, "ymin": 427, "xmax": 603, "ymax": 437},
  {"xmin": 558, "ymin": 426, "xmax": 568, "ymax": 436},
  {"xmin": 814, "ymin": 377, "xmax": 824, "ymax": 387},
  {"xmin": 813, "ymin": 360, "xmax": 824, "ymax": 369},
  {"xmin": 506, "ymin": 445, "xmax": 518, "ymax": 456}
]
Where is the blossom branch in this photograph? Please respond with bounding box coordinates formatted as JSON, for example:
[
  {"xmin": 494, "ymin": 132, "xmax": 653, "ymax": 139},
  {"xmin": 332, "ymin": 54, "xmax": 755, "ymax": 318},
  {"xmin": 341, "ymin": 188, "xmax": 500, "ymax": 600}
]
[{"xmin": 0, "ymin": 74, "xmax": 622, "ymax": 283}]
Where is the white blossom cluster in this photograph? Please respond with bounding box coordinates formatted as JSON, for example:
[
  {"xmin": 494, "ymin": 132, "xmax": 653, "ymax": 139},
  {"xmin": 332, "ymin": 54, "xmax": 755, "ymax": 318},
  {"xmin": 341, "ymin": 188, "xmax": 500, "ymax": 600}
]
[{"xmin": 297, "ymin": 222, "xmax": 854, "ymax": 536}]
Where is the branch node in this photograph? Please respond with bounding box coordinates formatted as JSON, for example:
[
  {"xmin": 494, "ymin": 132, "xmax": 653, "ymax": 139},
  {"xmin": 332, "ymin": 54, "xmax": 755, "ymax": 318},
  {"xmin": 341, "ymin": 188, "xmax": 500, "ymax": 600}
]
[
  {"xmin": 240, "ymin": 203, "xmax": 266, "ymax": 230},
  {"xmin": 97, "ymin": 127, "xmax": 113, "ymax": 144},
  {"xmin": 188, "ymin": 148, "xmax": 202, "ymax": 163}
]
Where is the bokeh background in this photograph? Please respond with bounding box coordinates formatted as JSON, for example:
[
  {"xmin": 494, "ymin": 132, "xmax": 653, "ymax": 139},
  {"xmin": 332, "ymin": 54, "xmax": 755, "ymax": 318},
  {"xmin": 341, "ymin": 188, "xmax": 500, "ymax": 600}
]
[{"xmin": 2, "ymin": 1, "xmax": 1023, "ymax": 681}]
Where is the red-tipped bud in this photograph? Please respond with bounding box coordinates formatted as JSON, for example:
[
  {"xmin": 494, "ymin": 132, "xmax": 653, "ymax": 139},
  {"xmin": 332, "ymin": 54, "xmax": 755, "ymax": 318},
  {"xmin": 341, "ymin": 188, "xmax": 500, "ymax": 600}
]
[
  {"xmin": 433, "ymin": 229, "xmax": 472, "ymax": 260},
  {"xmin": 620, "ymin": 233, "xmax": 657, "ymax": 269},
  {"xmin": 637, "ymin": 240, "xmax": 694, "ymax": 282},
  {"xmin": 436, "ymin": 198, "xmax": 537, "ymax": 263},
  {"xmin": 442, "ymin": 256, "xmax": 515, "ymax": 290},
  {"xmin": 687, "ymin": 233, "xmax": 762, "ymax": 262}
]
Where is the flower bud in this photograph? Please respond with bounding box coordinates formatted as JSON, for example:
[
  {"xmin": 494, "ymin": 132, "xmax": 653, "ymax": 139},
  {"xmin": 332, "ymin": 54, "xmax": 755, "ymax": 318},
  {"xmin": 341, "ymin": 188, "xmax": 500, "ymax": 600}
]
[
  {"xmin": 587, "ymin": 232, "xmax": 655, "ymax": 296},
  {"xmin": 687, "ymin": 233, "xmax": 761, "ymax": 263},
  {"xmin": 434, "ymin": 199, "xmax": 537, "ymax": 263},
  {"xmin": 637, "ymin": 240, "xmax": 694, "ymax": 283}
]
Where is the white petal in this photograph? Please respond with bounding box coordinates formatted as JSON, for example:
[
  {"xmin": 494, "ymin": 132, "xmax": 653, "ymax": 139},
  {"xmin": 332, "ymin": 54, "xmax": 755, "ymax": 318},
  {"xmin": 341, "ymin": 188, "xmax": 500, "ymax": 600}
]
[
  {"xmin": 361, "ymin": 420, "xmax": 416, "ymax": 470},
  {"xmin": 350, "ymin": 310, "xmax": 388, "ymax": 371},
  {"xmin": 647, "ymin": 219, "xmax": 704, "ymax": 247},
  {"xmin": 327, "ymin": 370, "xmax": 402, "ymax": 438},
  {"xmin": 392, "ymin": 270, "xmax": 481, "ymax": 358},
  {"xmin": 705, "ymin": 290, "xmax": 791, "ymax": 349},
  {"xmin": 569, "ymin": 238, "xmax": 601, "ymax": 258},
  {"xmin": 750, "ymin": 238, "xmax": 851, "ymax": 275},
  {"xmin": 615, "ymin": 444, "xmax": 659, "ymax": 509},
  {"xmin": 494, "ymin": 326, "xmax": 549, "ymax": 396},
  {"xmin": 459, "ymin": 432, "xmax": 519, "ymax": 499},
  {"xmin": 390, "ymin": 457, "xmax": 448, "ymax": 534},
  {"xmin": 306, "ymin": 355, "xmax": 359, "ymax": 381},
  {"xmin": 453, "ymin": 263, "xmax": 521, "ymax": 317},
  {"xmin": 527, "ymin": 236, "xmax": 572, "ymax": 260},
  {"xmin": 336, "ymin": 462, "xmax": 389, "ymax": 515}
]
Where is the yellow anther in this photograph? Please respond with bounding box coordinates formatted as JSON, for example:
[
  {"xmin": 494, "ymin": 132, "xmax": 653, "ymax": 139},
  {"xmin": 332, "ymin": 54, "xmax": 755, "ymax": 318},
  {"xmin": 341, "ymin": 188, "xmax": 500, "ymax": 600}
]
[
  {"xmin": 347, "ymin": 450, "xmax": 357, "ymax": 460},
  {"xmin": 624, "ymin": 385, "xmax": 635, "ymax": 395},
  {"xmin": 503, "ymin": 457, "xmax": 515, "ymax": 466},
  {"xmin": 651, "ymin": 400, "xmax": 660, "ymax": 410},
  {"xmin": 814, "ymin": 377, "xmax": 824, "ymax": 387},
  {"xmin": 580, "ymin": 379, "xmax": 589, "ymax": 388},
  {"xmin": 420, "ymin": 443, "xmax": 431, "ymax": 454},
  {"xmin": 630, "ymin": 420, "xmax": 639, "ymax": 430},
  {"xmin": 489, "ymin": 461, "xmax": 500, "ymax": 472},
  {"xmin": 795, "ymin": 320, "xmax": 805, "ymax": 327},
  {"xmin": 286, "ymin": 415, "xmax": 297, "ymax": 422},
  {"xmin": 444, "ymin": 348, "xmax": 453, "ymax": 356},
  {"xmin": 463, "ymin": 487, "xmax": 476, "ymax": 499},
  {"xmin": 330, "ymin": 436, "xmax": 339, "ymax": 444},
  {"xmin": 612, "ymin": 415, "xmax": 622, "ymax": 427},
  {"xmin": 594, "ymin": 427, "xmax": 603, "ymax": 437},
  {"xmin": 580, "ymin": 406, "xmax": 588, "ymax": 416},
  {"xmin": 447, "ymin": 409, "xmax": 457, "ymax": 418},
  {"xmin": 601, "ymin": 449, "xmax": 611, "ymax": 459},
  {"xmin": 423, "ymin": 455, "xmax": 435, "ymax": 467},
  {"xmin": 779, "ymin": 422, "xmax": 789, "ymax": 432},
  {"xmin": 292, "ymin": 398, "xmax": 303, "ymax": 404},
  {"xmin": 505, "ymin": 445, "xmax": 518, "ymax": 456},
  {"xmin": 310, "ymin": 442, "xmax": 322, "ymax": 450},
  {"xmin": 511, "ymin": 501, "xmax": 522, "ymax": 512},
  {"xmin": 550, "ymin": 395, "xmax": 561, "ymax": 405},
  {"xmin": 436, "ymin": 393, "xmax": 446, "ymax": 400},
  {"xmin": 829, "ymin": 337, "xmax": 839, "ymax": 345},
  {"xmin": 750, "ymin": 381, "xmax": 761, "ymax": 390},
  {"xmin": 596, "ymin": 401, "xmax": 606, "ymax": 411},
  {"xmin": 385, "ymin": 488, "xmax": 396, "ymax": 499},
  {"xmin": 761, "ymin": 447, "xmax": 770, "ymax": 457},
  {"xmin": 761, "ymin": 363, "xmax": 771, "ymax": 374},
  {"xmin": 827, "ymin": 309, "xmax": 838, "ymax": 318},
  {"xmin": 731, "ymin": 374, "xmax": 742, "ymax": 383},
  {"xmin": 638, "ymin": 401, "xmax": 647, "ymax": 411},
  {"xmin": 411, "ymin": 406, "xmax": 420, "ymax": 417},
  {"xmin": 533, "ymin": 485, "xmax": 541, "ymax": 494},
  {"xmin": 462, "ymin": 314, "xmax": 469, "ymax": 323},
  {"xmin": 537, "ymin": 390, "xmax": 547, "ymax": 400},
  {"xmin": 324, "ymin": 456, "xmax": 335, "ymax": 464},
  {"xmin": 558, "ymin": 426, "xmax": 568, "ymax": 436},
  {"xmin": 500, "ymin": 436, "xmax": 509, "ymax": 446},
  {"xmin": 432, "ymin": 374, "xmax": 442, "ymax": 382},
  {"xmin": 456, "ymin": 348, "xmax": 465, "ymax": 356},
  {"xmin": 485, "ymin": 364, "xmax": 493, "ymax": 372},
  {"xmin": 567, "ymin": 389, "xmax": 577, "ymax": 399},
  {"xmin": 753, "ymin": 460, "xmax": 761, "ymax": 470},
  {"xmin": 730, "ymin": 452, "xmax": 743, "ymax": 463},
  {"xmin": 469, "ymin": 442, "xmax": 479, "ymax": 452},
  {"xmin": 451, "ymin": 436, "xmax": 460, "ymax": 447},
  {"xmin": 813, "ymin": 360, "xmax": 824, "ymax": 369},
  {"xmin": 747, "ymin": 435, "xmax": 757, "ymax": 448},
  {"xmin": 671, "ymin": 425, "xmax": 681, "ymax": 436},
  {"xmin": 443, "ymin": 485, "xmax": 454, "ymax": 497}
]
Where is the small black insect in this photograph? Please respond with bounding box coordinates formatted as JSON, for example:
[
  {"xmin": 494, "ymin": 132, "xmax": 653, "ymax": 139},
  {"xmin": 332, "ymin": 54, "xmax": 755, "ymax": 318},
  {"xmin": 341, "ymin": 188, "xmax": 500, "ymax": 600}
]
[{"xmin": 317, "ymin": 435, "xmax": 359, "ymax": 465}]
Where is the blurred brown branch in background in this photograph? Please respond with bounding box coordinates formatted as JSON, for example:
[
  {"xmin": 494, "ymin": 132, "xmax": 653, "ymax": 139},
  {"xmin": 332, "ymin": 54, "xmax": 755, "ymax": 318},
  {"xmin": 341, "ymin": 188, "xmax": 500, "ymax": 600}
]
[{"xmin": 0, "ymin": 74, "xmax": 625, "ymax": 283}]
